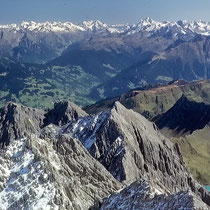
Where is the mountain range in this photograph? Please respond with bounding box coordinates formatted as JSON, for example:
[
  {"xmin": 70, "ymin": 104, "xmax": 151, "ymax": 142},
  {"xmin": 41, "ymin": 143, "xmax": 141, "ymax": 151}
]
[
  {"xmin": 1, "ymin": 18, "xmax": 210, "ymax": 209},
  {"xmin": 2, "ymin": 19, "xmax": 210, "ymax": 107},
  {"xmin": 2, "ymin": 18, "xmax": 210, "ymax": 64}
]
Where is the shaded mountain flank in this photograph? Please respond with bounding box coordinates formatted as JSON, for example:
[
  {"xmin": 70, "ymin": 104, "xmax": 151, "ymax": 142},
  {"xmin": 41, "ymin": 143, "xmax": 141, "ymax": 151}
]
[
  {"xmin": 92, "ymin": 36, "xmax": 210, "ymax": 100},
  {"xmin": 154, "ymin": 95, "xmax": 210, "ymax": 137},
  {"xmin": 0, "ymin": 101, "xmax": 209, "ymax": 209},
  {"xmin": 152, "ymin": 94, "xmax": 210, "ymax": 185}
]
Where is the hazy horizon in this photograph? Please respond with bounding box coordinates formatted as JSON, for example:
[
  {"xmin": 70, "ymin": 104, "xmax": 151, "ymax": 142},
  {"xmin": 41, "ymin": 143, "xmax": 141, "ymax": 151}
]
[{"xmin": 1, "ymin": 0, "xmax": 210, "ymax": 25}]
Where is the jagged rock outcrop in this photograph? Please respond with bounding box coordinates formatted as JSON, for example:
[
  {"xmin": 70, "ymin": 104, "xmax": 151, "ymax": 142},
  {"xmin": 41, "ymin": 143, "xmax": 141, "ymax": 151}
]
[
  {"xmin": 0, "ymin": 100, "xmax": 87, "ymax": 148},
  {"xmin": 101, "ymin": 180, "xmax": 210, "ymax": 210},
  {"xmin": 63, "ymin": 102, "xmax": 210, "ymax": 206},
  {"xmin": 154, "ymin": 94, "xmax": 210, "ymax": 137},
  {"xmin": 0, "ymin": 134, "xmax": 122, "ymax": 210},
  {"xmin": 0, "ymin": 102, "xmax": 45, "ymax": 147},
  {"xmin": 43, "ymin": 101, "xmax": 87, "ymax": 127}
]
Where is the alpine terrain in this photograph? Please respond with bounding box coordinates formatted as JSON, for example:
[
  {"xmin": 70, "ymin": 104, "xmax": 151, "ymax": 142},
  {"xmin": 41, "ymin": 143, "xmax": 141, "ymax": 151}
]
[
  {"xmin": 1, "ymin": 16, "xmax": 210, "ymax": 210},
  {"xmin": 0, "ymin": 101, "xmax": 209, "ymax": 209},
  {"xmin": 2, "ymin": 19, "xmax": 210, "ymax": 107}
]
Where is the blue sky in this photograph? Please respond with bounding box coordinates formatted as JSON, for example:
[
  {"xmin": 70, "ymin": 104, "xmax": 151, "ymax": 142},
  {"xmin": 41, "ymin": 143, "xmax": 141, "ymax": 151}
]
[{"xmin": 0, "ymin": 0, "xmax": 210, "ymax": 24}]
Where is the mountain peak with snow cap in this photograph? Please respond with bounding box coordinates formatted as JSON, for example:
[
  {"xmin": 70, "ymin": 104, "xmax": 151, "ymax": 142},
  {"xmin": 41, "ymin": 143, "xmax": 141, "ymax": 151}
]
[{"xmin": 1, "ymin": 18, "xmax": 210, "ymax": 36}]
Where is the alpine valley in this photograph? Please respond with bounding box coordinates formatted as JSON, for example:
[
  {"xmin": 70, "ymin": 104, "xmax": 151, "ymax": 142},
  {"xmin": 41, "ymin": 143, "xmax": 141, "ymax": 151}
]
[
  {"xmin": 2, "ymin": 18, "xmax": 210, "ymax": 107},
  {"xmin": 1, "ymin": 18, "xmax": 210, "ymax": 210}
]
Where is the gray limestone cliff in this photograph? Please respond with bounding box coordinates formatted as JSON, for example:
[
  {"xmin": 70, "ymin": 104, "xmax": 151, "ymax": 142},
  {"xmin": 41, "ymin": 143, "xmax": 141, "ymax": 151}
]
[
  {"xmin": 63, "ymin": 101, "xmax": 210, "ymax": 206},
  {"xmin": 43, "ymin": 101, "xmax": 87, "ymax": 127},
  {"xmin": 0, "ymin": 134, "xmax": 122, "ymax": 210},
  {"xmin": 101, "ymin": 180, "xmax": 209, "ymax": 210},
  {"xmin": 0, "ymin": 102, "xmax": 45, "ymax": 147},
  {"xmin": 0, "ymin": 100, "xmax": 87, "ymax": 148}
]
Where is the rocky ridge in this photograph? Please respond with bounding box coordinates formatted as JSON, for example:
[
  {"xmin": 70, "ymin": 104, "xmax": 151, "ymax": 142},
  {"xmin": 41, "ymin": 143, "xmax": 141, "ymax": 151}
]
[
  {"xmin": 0, "ymin": 102, "xmax": 45, "ymax": 147},
  {"xmin": 0, "ymin": 101, "xmax": 86, "ymax": 147},
  {"xmin": 61, "ymin": 101, "xmax": 210, "ymax": 206},
  {"xmin": 101, "ymin": 180, "xmax": 209, "ymax": 210},
  {"xmin": 43, "ymin": 101, "xmax": 87, "ymax": 127}
]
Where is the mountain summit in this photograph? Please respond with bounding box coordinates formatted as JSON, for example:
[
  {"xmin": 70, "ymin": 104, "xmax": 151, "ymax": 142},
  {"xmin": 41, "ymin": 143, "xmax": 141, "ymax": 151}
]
[
  {"xmin": 1, "ymin": 18, "xmax": 210, "ymax": 64},
  {"xmin": 59, "ymin": 101, "xmax": 210, "ymax": 206}
]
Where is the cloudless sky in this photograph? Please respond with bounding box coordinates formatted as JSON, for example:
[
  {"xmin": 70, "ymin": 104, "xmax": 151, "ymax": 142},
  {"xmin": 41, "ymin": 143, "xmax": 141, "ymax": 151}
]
[{"xmin": 0, "ymin": 0, "xmax": 210, "ymax": 24}]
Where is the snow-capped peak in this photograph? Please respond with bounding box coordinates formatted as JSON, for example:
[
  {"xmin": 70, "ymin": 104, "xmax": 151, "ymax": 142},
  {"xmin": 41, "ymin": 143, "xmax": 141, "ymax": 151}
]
[
  {"xmin": 19, "ymin": 21, "xmax": 85, "ymax": 32},
  {"xmin": 141, "ymin": 17, "xmax": 157, "ymax": 24},
  {"xmin": 81, "ymin": 20, "xmax": 108, "ymax": 31},
  {"xmin": 1, "ymin": 18, "xmax": 210, "ymax": 36}
]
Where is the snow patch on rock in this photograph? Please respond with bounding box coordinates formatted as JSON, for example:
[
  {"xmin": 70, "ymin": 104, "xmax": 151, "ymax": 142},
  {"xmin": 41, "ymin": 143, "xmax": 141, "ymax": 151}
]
[
  {"xmin": 0, "ymin": 138, "xmax": 58, "ymax": 210},
  {"xmin": 63, "ymin": 110, "xmax": 110, "ymax": 149}
]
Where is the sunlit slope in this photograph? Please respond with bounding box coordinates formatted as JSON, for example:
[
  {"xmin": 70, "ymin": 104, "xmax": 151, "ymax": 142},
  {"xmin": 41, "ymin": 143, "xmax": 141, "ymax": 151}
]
[{"xmin": 173, "ymin": 126, "xmax": 210, "ymax": 185}]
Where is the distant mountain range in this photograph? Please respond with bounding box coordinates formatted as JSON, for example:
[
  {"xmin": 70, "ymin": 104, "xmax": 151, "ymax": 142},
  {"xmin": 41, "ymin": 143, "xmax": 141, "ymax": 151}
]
[
  {"xmin": 2, "ymin": 18, "xmax": 210, "ymax": 63},
  {"xmin": 2, "ymin": 18, "xmax": 210, "ymax": 107}
]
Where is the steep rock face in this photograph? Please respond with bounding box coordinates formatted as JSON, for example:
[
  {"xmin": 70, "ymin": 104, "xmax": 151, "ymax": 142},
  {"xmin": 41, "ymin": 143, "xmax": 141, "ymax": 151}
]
[
  {"xmin": 63, "ymin": 102, "xmax": 210, "ymax": 206},
  {"xmin": 12, "ymin": 34, "xmax": 55, "ymax": 64},
  {"xmin": 0, "ymin": 102, "xmax": 45, "ymax": 147},
  {"xmin": 31, "ymin": 134, "xmax": 122, "ymax": 209},
  {"xmin": 101, "ymin": 180, "xmax": 209, "ymax": 210},
  {"xmin": 0, "ymin": 101, "xmax": 210, "ymax": 209},
  {"xmin": 0, "ymin": 134, "xmax": 122, "ymax": 210},
  {"xmin": 0, "ymin": 100, "xmax": 87, "ymax": 147},
  {"xmin": 43, "ymin": 101, "xmax": 87, "ymax": 127},
  {"xmin": 154, "ymin": 95, "xmax": 210, "ymax": 137}
]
